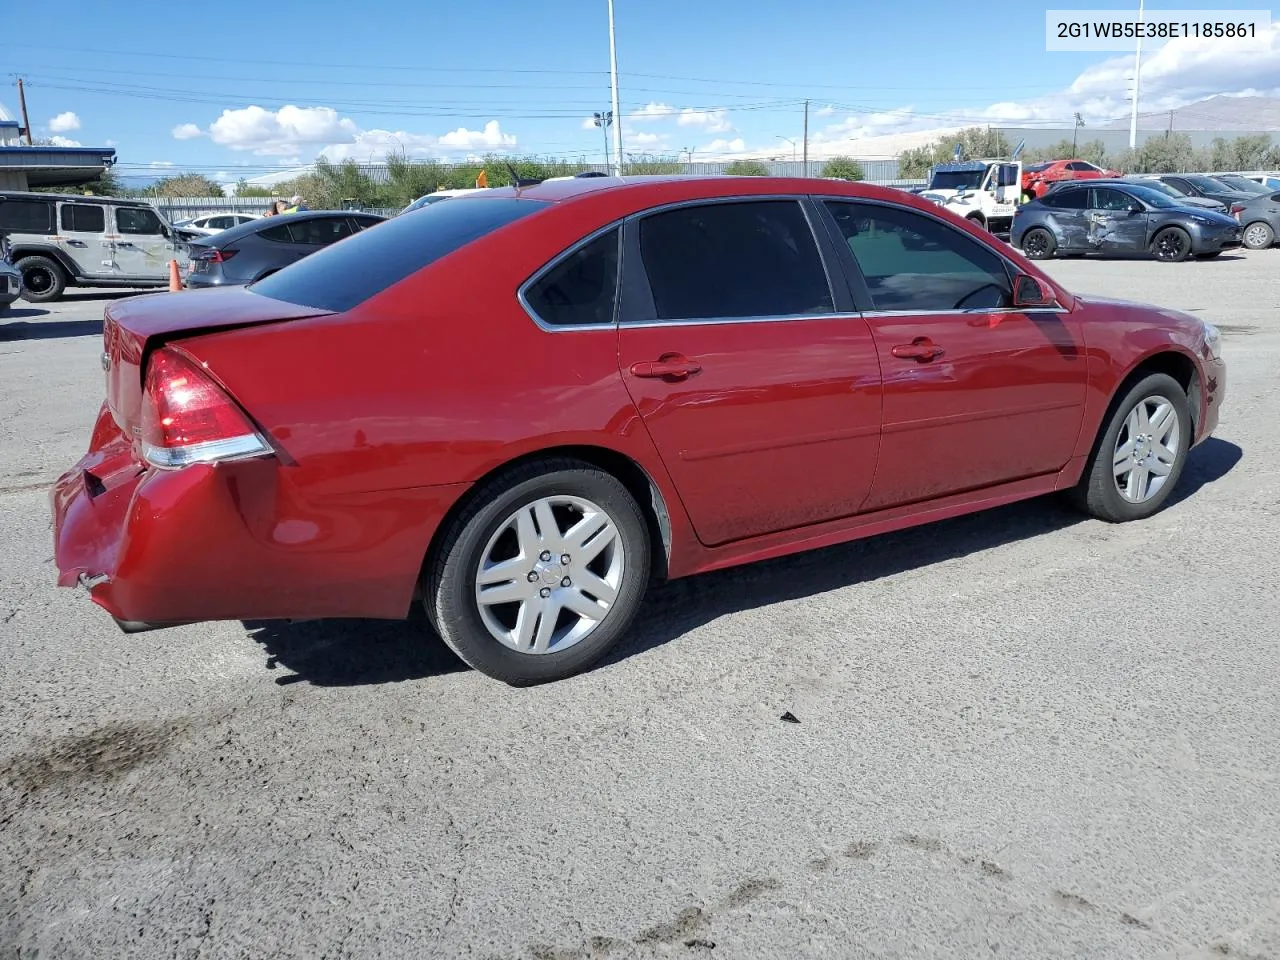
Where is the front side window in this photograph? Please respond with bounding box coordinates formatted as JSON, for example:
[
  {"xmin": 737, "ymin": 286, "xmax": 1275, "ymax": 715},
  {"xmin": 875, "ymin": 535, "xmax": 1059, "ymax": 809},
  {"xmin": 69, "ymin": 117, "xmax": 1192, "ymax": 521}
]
[
  {"xmin": 635, "ymin": 200, "xmax": 833, "ymax": 321},
  {"xmin": 824, "ymin": 200, "xmax": 1012, "ymax": 312},
  {"xmin": 117, "ymin": 207, "xmax": 163, "ymax": 235},
  {"xmin": 1091, "ymin": 188, "xmax": 1134, "ymax": 211},
  {"xmin": 524, "ymin": 228, "xmax": 620, "ymax": 327},
  {"xmin": 61, "ymin": 204, "xmax": 106, "ymax": 233}
]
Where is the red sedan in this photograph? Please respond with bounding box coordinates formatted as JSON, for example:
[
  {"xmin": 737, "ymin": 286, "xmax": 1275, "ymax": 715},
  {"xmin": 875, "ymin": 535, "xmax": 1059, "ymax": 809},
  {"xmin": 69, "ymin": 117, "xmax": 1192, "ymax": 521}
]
[
  {"xmin": 52, "ymin": 176, "xmax": 1226, "ymax": 684},
  {"xmin": 1022, "ymin": 159, "xmax": 1122, "ymax": 199}
]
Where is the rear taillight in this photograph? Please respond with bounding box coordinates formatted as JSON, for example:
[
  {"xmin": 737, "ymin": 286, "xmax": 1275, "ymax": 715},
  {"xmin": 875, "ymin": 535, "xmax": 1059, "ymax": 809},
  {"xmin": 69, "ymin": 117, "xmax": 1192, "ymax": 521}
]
[
  {"xmin": 190, "ymin": 248, "xmax": 237, "ymax": 263},
  {"xmin": 1230, "ymin": 205, "xmax": 1244, "ymax": 219},
  {"xmin": 139, "ymin": 348, "xmax": 270, "ymax": 468}
]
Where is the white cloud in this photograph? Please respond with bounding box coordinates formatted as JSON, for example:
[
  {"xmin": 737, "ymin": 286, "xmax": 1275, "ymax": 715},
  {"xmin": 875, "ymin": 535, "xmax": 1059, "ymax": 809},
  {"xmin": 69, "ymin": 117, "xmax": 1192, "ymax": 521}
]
[
  {"xmin": 699, "ymin": 137, "xmax": 748, "ymax": 157},
  {"xmin": 626, "ymin": 131, "xmax": 666, "ymax": 147},
  {"xmin": 149, "ymin": 161, "xmax": 175, "ymax": 169},
  {"xmin": 630, "ymin": 102, "xmax": 678, "ymax": 122},
  {"xmin": 104, "ymin": 139, "xmax": 117, "ymax": 147},
  {"xmin": 49, "ymin": 111, "xmax": 81, "ymax": 133},
  {"xmin": 438, "ymin": 119, "xmax": 516, "ymax": 150},
  {"xmin": 172, "ymin": 123, "xmax": 204, "ymax": 140},
  {"xmin": 48, "ymin": 136, "xmax": 82, "ymax": 147},
  {"xmin": 677, "ymin": 108, "xmax": 733, "ymax": 133},
  {"xmin": 209, "ymin": 104, "xmax": 359, "ymax": 156},
  {"xmin": 816, "ymin": 105, "xmax": 836, "ymax": 118}
]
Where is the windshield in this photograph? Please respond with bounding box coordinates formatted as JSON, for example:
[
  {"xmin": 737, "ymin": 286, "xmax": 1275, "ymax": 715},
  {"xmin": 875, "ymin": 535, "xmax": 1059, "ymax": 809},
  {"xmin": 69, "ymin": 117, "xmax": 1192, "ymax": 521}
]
[
  {"xmin": 1215, "ymin": 176, "xmax": 1268, "ymax": 195},
  {"xmin": 928, "ymin": 170, "xmax": 985, "ymax": 191},
  {"xmin": 1128, "ymin": 179, "xmax": 1179, "ymax": 198},
  {"xmin": 1128, "ymin": 185, "xmax": 1179, "ymax": 208},
  {"xmin": 1025, "ymin": 162, "xmax": 1052, "ymax": 172},
  {"xmin": 1181, "ymin": 174, "xmax": 1233, "ymax": 193}
]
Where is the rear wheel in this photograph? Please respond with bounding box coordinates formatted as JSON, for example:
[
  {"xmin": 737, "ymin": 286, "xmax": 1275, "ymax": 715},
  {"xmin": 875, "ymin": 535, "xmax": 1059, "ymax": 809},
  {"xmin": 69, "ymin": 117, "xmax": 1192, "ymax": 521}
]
[
  {"xmin": 426, "ymin": 459, "xmax": 651, "ymax": 685},
  {"xmin": 16, "ymin": 256, "xmax": 67, "ymax": 302},
  {"xmin": 1242, "ymin": 221, "xmax": 1275, "ymax": 250},
  {"xmin": 1070, "ymin": 372, "xmax": 1191, "ymax": 523},
  {"xmin": 1151, "ymin": 226, "xmax": 1191, "ymax": 262},
  {"xmin": 1021, "ymin": 227, "xmax": 1056, "ymax": 260}
]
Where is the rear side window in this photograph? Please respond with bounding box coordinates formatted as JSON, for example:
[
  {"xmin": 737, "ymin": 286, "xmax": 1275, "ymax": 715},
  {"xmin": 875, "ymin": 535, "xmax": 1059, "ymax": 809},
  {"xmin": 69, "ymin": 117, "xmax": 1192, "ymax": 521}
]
[
  {"xmin": 260, "ymin": 224, "xmax": 295, "ymax": 243},
  {"xmin": 287, "ymin": 216, "xmax": 355, "ymax": 246},
  {"xmin": 1043, "ymin": 189, "xmax": 1088, "ymax": 209},
  {"xmin": 60, "ymin": 204, "xmax": 106, "ymax": 233},
  {"xmin": 634, "ymin": 200, "xmax": 833, "ymax": 321},
  {"xmin": 0, "ymin": 199, "xmax": 55, "ymax": 234},
  {"xmin": 251, "ymin": 197, "xmax": 548, "ymax": 312},
  {"xmin": 523, "ymin": 228, "xmax": 620, "ymax": 327}
]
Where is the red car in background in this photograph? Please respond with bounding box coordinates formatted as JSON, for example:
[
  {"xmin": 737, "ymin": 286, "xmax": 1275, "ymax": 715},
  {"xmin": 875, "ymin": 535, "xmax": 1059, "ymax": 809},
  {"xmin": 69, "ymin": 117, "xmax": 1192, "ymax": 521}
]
[
  {"xmin": 1022, "ymin": 159, "xmax": 1123, "ymax": 199},
  {"xmin": 52, "ymin": 175, "xmax": 1225, "ymax": 685}
]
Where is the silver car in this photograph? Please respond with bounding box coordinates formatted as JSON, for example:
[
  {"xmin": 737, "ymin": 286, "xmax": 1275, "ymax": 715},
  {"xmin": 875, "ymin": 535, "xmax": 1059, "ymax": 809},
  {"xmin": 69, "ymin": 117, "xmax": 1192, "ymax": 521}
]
[{"xmin": 0, "ymin": 191, "xmax": 188, "ymax": 303}]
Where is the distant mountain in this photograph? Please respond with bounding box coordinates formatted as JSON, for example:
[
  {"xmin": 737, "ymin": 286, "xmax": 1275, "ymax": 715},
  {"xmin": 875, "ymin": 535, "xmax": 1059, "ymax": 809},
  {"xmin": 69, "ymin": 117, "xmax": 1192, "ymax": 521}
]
[{"xmin": 1100, "ymin": 95, "xmax": 1280, "ymax": 131}]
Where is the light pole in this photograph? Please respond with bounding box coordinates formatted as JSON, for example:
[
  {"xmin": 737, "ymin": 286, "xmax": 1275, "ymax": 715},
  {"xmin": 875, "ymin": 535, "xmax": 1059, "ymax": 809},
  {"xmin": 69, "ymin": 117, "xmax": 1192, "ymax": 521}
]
[
  {"xmin": 607, "ymin": 0, "xmax": 623, "ymax": 177},
  {"xmin": 682, "ymin": 146, "xmax": 694, "ymax": 172},
  {"xmin": 1128, "ymin": 0, "xmax": 1145, "ymax": 150},
  {"xmin": 593, "ymin": 111, "xmax": 613, "ymax": 169},
  {"xmin": 777, "ymin": 136, "xmax": 797, "ymax": 163}
]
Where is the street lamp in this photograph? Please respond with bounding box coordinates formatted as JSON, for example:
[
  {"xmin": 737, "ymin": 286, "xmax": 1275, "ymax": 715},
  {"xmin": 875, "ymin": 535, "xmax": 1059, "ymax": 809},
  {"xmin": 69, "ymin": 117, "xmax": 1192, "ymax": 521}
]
[
  {"xmin": 776, "ymin": 136, "xmax": 797, "ymax": 162},
  {"xmin": 593, "ymin": 111, "xmax": 613, "ymax": 169},
  {"xmin": 606, "ymin": 0, "xmax": 623, "ymax": 177}
]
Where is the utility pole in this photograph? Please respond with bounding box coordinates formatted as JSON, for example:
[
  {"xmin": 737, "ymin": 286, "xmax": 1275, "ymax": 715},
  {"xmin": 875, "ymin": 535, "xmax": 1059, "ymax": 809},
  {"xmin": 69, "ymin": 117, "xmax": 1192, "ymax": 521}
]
[
  {"xmin": 1128, "ymin": 0, "xmax": 1145, "ymax": 150},
  {"xmin": 607, "ymin": 0, "xmax": 623, "ymax": 177},
  {"xmin": 1072, "ymin": 112, "xmax": 1084, "ymax": 154},
  {"xmin": 683, "ymin": 146, "xmax": 694, "ymax": 172},
  {"xmin": 802, "ymin": 100, "xmax": 809, "ymax": 177},
  {"xmin": 16, "ymin": 78, "xmax": 33, "ymax": 145}
]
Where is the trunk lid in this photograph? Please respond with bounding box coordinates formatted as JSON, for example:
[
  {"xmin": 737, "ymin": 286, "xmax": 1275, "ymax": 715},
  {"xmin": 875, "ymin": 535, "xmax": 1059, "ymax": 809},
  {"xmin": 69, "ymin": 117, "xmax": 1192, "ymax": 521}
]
[{"xmin": 103, "ymin": 285, "xmax": 334, "ymax": 438}]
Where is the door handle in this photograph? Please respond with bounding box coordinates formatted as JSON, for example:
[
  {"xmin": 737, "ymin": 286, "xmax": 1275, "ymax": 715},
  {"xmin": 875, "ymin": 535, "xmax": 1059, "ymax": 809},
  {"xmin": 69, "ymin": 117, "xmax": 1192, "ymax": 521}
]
[
  {"xmin": 630, "ymin": 354, "xmax": 702, "ymax": 379},
  {"xmin": 891, "ymin": 338, "xmax": 945, "ymax": 362}
]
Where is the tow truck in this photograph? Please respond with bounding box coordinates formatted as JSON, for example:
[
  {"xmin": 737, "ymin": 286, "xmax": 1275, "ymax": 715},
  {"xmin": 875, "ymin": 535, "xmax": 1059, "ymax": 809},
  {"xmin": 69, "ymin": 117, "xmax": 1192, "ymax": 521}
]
[{"xmin": 918, "ymin": 158, "xmax": 1023, "ymax": 239}]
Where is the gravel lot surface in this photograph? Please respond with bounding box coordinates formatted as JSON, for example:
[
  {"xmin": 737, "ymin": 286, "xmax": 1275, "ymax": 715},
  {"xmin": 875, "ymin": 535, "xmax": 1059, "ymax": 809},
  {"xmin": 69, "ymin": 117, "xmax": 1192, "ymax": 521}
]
[{"xmin": 2, "ymin": 254, "xmax": 1277, "ymax": 960}]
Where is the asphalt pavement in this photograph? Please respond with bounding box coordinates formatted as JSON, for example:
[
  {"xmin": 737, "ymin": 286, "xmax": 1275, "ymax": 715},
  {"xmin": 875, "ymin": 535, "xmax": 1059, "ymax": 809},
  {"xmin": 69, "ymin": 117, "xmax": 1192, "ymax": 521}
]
[{"xmin": 1, "ymin": 254, "xmax": 1277, "ymax": 960}]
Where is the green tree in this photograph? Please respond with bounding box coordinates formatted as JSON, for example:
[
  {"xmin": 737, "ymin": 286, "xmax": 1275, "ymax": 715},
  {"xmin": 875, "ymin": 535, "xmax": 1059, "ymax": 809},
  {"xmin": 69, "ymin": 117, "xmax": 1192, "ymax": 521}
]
[
  {"xmin": 383, "ymin": 155, "xmax": 445, "ymax": 204},
  {"xmin": 152, "ymin": 173, "xmax": 225, "ymax": 197},
  {"xmin": 724, "ymin": 159, "xmax": 770, "ymax": 176},
  {"xmin": 621, "ymin": 158, "xmax": 683, "ymax": 175},
  {"xmin": 897, "ymin": 144, "xmax": 941, "ymax": 178},
  {"xmin": 897, "ymin": 126, "xmax": 1013, "ymax": 178},
  {"xmin": 233, "ymin": 178, "xmax": 276, "ymax": 197},
  {"xmin": 821, "ymin": 156, "xmax": 864, "ymax": 181},
  {"xmin": 1206, "ymin": 134, "xmax": 1274, "ymax": 171}
]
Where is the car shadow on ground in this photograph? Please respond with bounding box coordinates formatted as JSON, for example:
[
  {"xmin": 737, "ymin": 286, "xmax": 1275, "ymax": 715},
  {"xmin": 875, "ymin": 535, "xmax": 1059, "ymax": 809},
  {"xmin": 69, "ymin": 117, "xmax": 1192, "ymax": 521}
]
[
  {"xmin": 0, "ymin": 318, "xmax": 103, "ymax": 341},
  {"xmin": 242, "ymin": 437, "xmax": 1242, "ymax": 687}
]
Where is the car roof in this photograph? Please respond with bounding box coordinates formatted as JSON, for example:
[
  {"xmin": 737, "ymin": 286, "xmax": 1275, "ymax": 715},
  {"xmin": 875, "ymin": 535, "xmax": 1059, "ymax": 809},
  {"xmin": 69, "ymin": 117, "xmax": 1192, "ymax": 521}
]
[
  {"xmin": 0, "ymin": 190, "xmax": 156, "ymax": 208},
  {"xmin": 195, "ymin": 209, "xmax": 385, "ymax": 246}
]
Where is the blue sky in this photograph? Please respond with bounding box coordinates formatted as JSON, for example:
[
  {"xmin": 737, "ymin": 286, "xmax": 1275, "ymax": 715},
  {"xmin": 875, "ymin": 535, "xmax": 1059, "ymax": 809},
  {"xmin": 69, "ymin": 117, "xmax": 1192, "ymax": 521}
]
[{"xmin": 5, "ymin": 0, "xmax": 1276, "ymax": 187}]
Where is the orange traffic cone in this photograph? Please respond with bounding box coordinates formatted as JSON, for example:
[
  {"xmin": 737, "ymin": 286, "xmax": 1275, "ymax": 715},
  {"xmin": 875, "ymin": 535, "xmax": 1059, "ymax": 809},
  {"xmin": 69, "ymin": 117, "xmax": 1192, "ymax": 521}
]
[{"xmin": 168, "ymin": 259, "xmax": 182, "ymax": 292}]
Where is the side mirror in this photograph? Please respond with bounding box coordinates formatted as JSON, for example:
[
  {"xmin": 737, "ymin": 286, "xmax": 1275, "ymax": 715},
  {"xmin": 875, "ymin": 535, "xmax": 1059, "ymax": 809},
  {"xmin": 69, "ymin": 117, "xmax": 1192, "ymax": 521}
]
[{"xmin": 1012, "ymin": 274, "xmax": 1055, "ymax": 308}]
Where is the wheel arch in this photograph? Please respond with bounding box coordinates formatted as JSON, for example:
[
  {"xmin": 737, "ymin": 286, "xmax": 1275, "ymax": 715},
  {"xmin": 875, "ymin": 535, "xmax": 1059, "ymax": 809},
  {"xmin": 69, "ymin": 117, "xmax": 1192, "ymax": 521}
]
[
  {"xmin": 1082, "ymin": 348, "xmax": 1202, "ymax": 467},
  {"xmin": 12, "ymin": 245, "xmax": 82, "ymax": 280},
  {"xmin": 417, "ymin": 443, "xmax": 674, "ymax": 607}
]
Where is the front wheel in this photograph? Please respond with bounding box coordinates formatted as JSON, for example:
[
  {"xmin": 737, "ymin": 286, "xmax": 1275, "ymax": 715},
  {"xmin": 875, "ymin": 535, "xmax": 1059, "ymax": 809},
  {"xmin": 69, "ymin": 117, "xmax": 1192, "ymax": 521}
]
[
  {"xmin": 1070, "ymin": 372, "xmax": 1191, "ymax": 523},
  {"xmin": 1151, "ymin": 226, "xmax": 1191, "ymax": 262},
  {"xmin": 1242, "ymin": 221, "xmax": 1275, "ymax": 250},
  {"xmin": 426, "ymin": 459, "xmax": 651, "ymax": 685},
  {"xmin": 1021, "ymin": 227, "xmax": 1056, "ymax": 260}
]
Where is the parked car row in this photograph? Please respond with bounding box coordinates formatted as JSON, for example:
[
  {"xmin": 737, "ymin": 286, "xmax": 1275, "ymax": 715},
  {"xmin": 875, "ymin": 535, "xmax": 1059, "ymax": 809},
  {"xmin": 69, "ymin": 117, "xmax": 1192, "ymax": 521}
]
[{"xmin": 1009, "ymin": 170, "xmax": 1280, "ymax": 261}]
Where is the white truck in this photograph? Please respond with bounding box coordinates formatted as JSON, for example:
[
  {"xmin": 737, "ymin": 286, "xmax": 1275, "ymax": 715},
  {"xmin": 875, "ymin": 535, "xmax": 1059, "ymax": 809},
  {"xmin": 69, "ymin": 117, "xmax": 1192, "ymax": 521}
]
[{"xmin": 919, "ymin": 158, "xmax": 1023, "ymax": 238}]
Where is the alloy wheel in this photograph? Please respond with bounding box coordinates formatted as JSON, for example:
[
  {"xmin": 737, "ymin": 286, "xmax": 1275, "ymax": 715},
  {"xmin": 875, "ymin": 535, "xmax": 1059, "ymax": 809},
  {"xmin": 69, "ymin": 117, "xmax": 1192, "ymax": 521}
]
[
  {"xmin": 1113, "ymin": 395, "xmax": 1181, "ymax": 504},
  {"xmin": 1154, "ymin": 230, "xmax": 1188, "ymax": 261},
  {"xmin": 1023, "ymin": 230, "xmax": 1050, "ymax": 258},
  {"xmin": 25, "ymin": 268, "xmax": 52, "ymax": 293},
  {"xmin": 474, "ymin": 495, "xmax": 624, "ymax": 654},
  {"xmin": 1243, "ymin": 223, "xmax": 1274, "ymax": 249}
]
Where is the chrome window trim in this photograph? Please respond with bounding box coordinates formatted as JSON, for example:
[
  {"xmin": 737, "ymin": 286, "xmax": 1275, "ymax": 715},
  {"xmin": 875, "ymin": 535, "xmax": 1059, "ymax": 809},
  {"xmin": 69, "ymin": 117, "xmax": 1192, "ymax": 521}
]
[{"xmin": 517, "ymin": 220, "xmax": 625, "ymax": 333}]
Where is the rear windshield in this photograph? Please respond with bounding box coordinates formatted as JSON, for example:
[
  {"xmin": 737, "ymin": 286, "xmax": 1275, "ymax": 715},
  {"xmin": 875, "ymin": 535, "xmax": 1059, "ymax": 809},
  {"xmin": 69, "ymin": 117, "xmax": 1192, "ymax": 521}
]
[{"xmin": 250, "ymin": 197, "xmax": 549, "ymax": 312}]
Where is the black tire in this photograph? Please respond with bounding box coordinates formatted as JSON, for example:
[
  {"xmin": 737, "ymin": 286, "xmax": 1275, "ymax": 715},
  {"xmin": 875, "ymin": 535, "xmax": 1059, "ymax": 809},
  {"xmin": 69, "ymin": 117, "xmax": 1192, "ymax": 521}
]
[
  {"xmin": 1069, "ymin": 372, "xmax": 1191, "ymax": 523},
  {"xmin": 426, "ymin": 458, "xmax": 652, "ymax": 685},
  {"xmin": 1242, "ymin": 221, "xmax": 1275, "ymax": 250},
  {"xmin": 966, "ymin": 214, "xmax": 987, "ymax": 231},
  {"xmin": 16, "ymin": 256, "xmax": 67, "ymax": 303},
  {"xmin": 1021, "ymin": 227, "xmax": 1056, "ymax": 260},
  {"xmin": 1150, "ymin": 226, "xmax": 1191, "ymax": 263}
]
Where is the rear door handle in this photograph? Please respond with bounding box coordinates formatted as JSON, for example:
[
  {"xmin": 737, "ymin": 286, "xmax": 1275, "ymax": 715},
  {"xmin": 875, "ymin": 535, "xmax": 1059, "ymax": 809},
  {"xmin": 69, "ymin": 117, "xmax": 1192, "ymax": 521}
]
[
  {"xmin": 630, "ymin": 354, "xmax": 702, "ymax": 379},
  {"xmin": 891, "ymin": 338, "xmax": 945, "ymax": 362}
]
